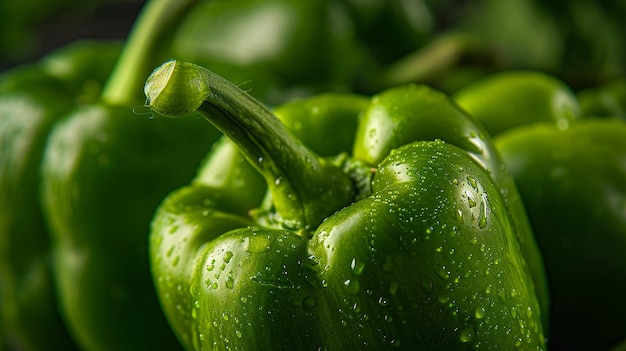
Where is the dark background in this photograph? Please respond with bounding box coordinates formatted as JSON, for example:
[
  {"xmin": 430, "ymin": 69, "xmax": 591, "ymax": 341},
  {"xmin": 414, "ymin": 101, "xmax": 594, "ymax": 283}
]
[{"xmin": 0, "ymin": 0, "xmax": 146, "ymax": 71}]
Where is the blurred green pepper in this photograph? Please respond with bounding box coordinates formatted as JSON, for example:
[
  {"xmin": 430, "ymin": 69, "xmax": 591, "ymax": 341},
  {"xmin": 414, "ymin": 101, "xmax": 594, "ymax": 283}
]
[
  {"xmin": 577, "ymin": 78, "xmax": 626, "ymax": 120},
  {"xmin": 340, "ymin": 0, "xmax": 435, "ymax": 64},
  {"xmin": 169, "ymin": 0, "xmax": 367, "ymax": 105},
  {"xmin": 0, "ymin": 40, "xmax": 121, "ymax": 351},
  {"xmin": 39, "ymin": 0, "xmax": 220, "ymax": 350},
  {"xmin": 0, "ymin": 0, "xmax": 75, "ymax": 64},
  {"xmin": 453, "ymin": 70, "xmax": 582, "ymax": 135},
  {"xmin": 496, "ymin": 120, "xmax": 626, "ymax": 351}
]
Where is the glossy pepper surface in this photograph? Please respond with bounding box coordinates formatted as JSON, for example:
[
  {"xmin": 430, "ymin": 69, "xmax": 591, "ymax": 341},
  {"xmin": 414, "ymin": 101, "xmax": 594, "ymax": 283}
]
[
  {"xmin": 0, "ymin": 40, "xmax": 121, "ymax": 351},
  {"xmin": 454, "ymin": 71, "xmax": 626, "ymax": 350},
  {"xmin": 144, "ymin": 60, "xmax": 547, "ymax": 350}
]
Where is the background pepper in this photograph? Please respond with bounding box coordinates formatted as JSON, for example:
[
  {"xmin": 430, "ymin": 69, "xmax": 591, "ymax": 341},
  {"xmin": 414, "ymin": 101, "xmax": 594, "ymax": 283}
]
[
  {"xmin": 0, "ymin": 40, "xmax": 121, "ymax": 351},
  {"xmin": 453, "ymin": 70, "xmax": 582, "ymax": 135},
  {"xmin": 39, "ymin": 0, "xmax": 221, "ymax": 349},
  {"xmin": 167, "ymin": 0, "xmax": 369, "ymax": 105},
  {"xmin": 145, "ymin": 60, "xmax": 547, "ymax": 350},
  {"xmin": 577, "ymin": 78, "xmax": 626, "ymax": 120},
  {"xmin": 453, "ymin": 71, "xmax": 626, "ymax": 350}
]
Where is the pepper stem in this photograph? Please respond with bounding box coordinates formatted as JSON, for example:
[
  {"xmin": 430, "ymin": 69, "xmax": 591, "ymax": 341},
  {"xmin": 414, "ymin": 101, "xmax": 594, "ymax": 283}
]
[
  {"xmin": 100, "ymin": 0, "xmax": 199, "ymax": 105},
  {"xmin": 145, "ymin": 60, "xmax": 355, "ymax": 232},
  {"xmin": 363, "ymin": 32, "xmax": 480, "ymax": 92}
]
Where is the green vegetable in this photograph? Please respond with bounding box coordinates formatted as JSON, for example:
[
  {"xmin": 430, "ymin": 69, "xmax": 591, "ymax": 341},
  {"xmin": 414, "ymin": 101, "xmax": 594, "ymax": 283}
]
[
  {"xmin": 496, "ymin": 120, "xmax": 626, "ymax": 351},
  {"xmin": 577, "ymin": 78, "xmax": 626, "ymax": 120},
  {"xmin": 0, "ymin": 40, "xmax": 121, "ymax": 351},
  {"xmin": 340, "ymin": 0, "xmax": 435, "ymax": 64},
  {"xmin": 145, "ymin": 60, "xmax": 547, "ymax": 350},
  {"xmin": 453, "ymin": 70, "xmax": 582, "ymax": 136},
  {"xmin": 38, "ymin": 1, "xmax": 221, "ymax": 350},
  {"xmin": 169, "ymin": 0, "xmax": 367, "ymax": 105},
  {"xmin": 453, "ymin": 70, "xmax": 626, "ymax": 350}
]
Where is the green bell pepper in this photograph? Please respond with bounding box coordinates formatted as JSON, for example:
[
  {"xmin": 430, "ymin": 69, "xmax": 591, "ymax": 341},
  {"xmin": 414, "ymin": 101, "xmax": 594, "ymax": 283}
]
[
  {"xmin": 39, "ymin": 1, "xmax": 221, "ymax": 350},
  {"xmin": 144, "ymin": 60, "xmax": 547, "ymax": 350},
  {"xmin": 339, "ymin": 0, "xmax": 435, "ymax": 65},
  {"xmin": 0, "ymin": 40, "xmax": 121, "ymax": 351},
  {"xmin": 496, "ymin": 119, "xmax": 626, "ymax": 351},
  {"xmin": 577, "ymin": 78, "xmax": 626, "ymax": 120},
  {"xmin": 168, "ymin": 0, "xmax": 367, "ymax": 105},
  {"xmin": 453, "ymin": 70, "xmax": 582, "ymax": 136},
  {"xmin": 453, "ymin": 70, "xmax": 626, "ymax": 350}
]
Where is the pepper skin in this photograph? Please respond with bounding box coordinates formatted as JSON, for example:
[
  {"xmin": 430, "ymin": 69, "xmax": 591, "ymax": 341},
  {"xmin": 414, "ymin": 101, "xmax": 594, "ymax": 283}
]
[
  {"xmin": 453, "ymin": 70, "xmax": 626, "ymax": 350},
  {"xmin": 495, "ymin": 120, "xmax": 626, "ymax": 351},
  {"xmin": 168, "ymin": 0, "xmax": 367, "ymax": 105},
  {"xmin": 0, "ymin": 40, "xmax": 121, "ymax": 351},
  {"xmin": 577, "ymin": 78, "xmax": 626, "ymax": 120},
  {"xmin": 453, "ymin": 70, "xmax": 582, "ymax": 136},
  {"xmin": 145, "ymin": 60, "xmax": 547, "ymax": 350}
]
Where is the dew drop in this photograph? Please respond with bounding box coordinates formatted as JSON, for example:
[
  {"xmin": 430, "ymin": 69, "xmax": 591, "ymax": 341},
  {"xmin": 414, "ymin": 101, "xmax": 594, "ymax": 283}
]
[
  {"xmin": 478, "ymin": 200, "xmax": 487, "ymax": 229},
  {"xmin": 459, "ymin": 325, "xmax": 475, "ymax": 343},
  {"xmin": 435, "ymin": 266, "xmax": 450, "ymax": 280},
  {"xmin": 378, "ymin": 296, "xmax": 390, "ymax": 307},
  {"xmin": 206, "ymin": 261, "xmax": 215, "ymax": 271},
  {"xmin": 350, "ymin": 258, "xmax": 365, "ymax": 275},
  {"xmin": 475, "ymin": 306, "xmax": 486, "ymax": 319},
  {"xmin": 467, "ymin": 194, "xmax": 477, "ymax": 208},
  {"xmin": 226, "ymin": 276, "xmax": 234, "ymax": 289},
  {"xmin": 498, "ymin": 290, "xmax": 506, "ymax": 302},
  {"xmin": 456, "ymin": 208, "xmax": 464, "ymax": 223},
  {"xmin": 466, "ymin": 176, "xmax": 478, "ymax": 189},
  {"xmin": 223, "ymin": 251, "xmax": 234, "ymax": 263},
  {"xmin": 344, "ymin": 279, "xmax": 361, "ymax": 295},
  {"xmin": 389, "ymin": 281, "xmax": 399, "ymax": 296},
  {"xmin": 526, "ymin": 306, "xmax": 533, "ymax": 319},
  {"xmin": 302, "ymin": 296, "xmax": 317, "ymax": 310}
]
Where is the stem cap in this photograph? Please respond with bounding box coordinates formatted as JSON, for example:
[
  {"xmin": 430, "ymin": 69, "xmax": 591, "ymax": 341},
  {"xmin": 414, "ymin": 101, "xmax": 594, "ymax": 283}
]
[{"xmin": 145, "ymin": 60, "xmax": 209, "ymax": 116}]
